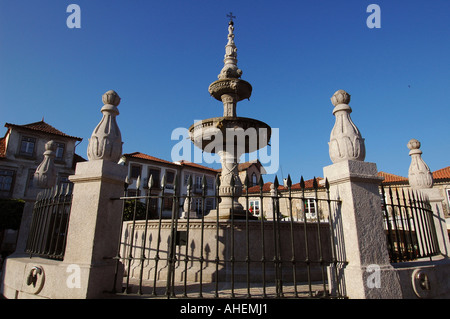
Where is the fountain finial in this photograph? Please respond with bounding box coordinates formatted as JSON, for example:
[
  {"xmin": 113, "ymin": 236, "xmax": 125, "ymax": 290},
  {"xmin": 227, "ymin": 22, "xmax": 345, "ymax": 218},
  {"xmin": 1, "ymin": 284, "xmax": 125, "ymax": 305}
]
[
  {"xmin": 218, "ymin": 14, "xmax": 242, "ymax": 80},
  {"xmin": 407, "ymin": 138, "xmax": 433, "ymax": 189}
]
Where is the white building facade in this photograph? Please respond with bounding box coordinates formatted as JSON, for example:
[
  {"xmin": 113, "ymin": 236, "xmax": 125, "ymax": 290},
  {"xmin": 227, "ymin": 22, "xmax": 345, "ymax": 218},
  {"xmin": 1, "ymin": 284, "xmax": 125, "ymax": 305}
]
[{"xmin": 123, "ymin": 152, "xmax": 219, "ymax": 218}]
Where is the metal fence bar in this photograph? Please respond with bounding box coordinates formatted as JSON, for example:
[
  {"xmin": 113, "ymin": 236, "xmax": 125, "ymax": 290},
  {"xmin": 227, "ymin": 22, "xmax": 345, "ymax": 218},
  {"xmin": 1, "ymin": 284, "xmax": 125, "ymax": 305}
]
[
  {"xmin": 214, "ymin": 175, "xmax": 220, "ymax": 298},
  {"xmin": 325, "ymin": 178, "xmax": 343, "ymax": 298},
  {"xmin": 258, "ymin": 176, "xmax": 267, "ymax": 298},
  {"xmin": 152, "ymin": 179, "xmax": 166, "ymax": 296},
  {"xmin": 381, "ymin": 186, "xmax": 396, "ymax": 262},
  {"xmin": 286, "ymin": 175, "xmax": 298, "ymax": 297},
  {"xmin": 410, "ymin": 190, "xmax": 427, "ymax": 259},
  {"xmin": 183, "ymin": 176, "xmax": 192, "ymax": 297},
  {"xmin": 244, "ymin": 174, "xmax": 251, "ymax": 298},
  {"xmin": 138, "ymin": 177, "xmax": 153, "ymax": 295},
  {"xmin": 271, "ymin": 177, "xmax": 281, "ymax": 297},
  {"xmin": 300, "ymin": 177, "xmax": 313, "ymax": 297},
  {"xmin": 313, "ymin": 177, "xmax": 328, "ymax": 296},
  {"xmin": 401, "ymin": 189, "xmax": 417, "ymax": 260},
  {"xmin": 199, "ymin": 176, "xmax": 207, "ymax": 298}
]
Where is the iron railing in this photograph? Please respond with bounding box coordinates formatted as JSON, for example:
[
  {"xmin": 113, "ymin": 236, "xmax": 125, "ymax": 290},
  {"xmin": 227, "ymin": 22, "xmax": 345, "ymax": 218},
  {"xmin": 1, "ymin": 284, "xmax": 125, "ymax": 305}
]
[
  {"xmin": 110, "ymin": 174, "xmax": 346, "ymax": 299},
  {"xmin": 25, "ymin": 184, "xmax": 73, "ymax": 260},
  {"xmin": 381, "ymin": 185, "xmax": 441, "ymax": 263}
]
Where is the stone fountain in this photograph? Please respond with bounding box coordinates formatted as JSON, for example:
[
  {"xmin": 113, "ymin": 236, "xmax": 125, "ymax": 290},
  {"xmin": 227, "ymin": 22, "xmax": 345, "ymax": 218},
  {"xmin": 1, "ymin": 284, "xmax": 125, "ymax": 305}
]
[
  {"xmin": 120, "ymin": 19, "xmax": 329, "ymax": 290},
  {"xmin": 189, "ymin": 19, "xmax": 271, "ymax": 220}
]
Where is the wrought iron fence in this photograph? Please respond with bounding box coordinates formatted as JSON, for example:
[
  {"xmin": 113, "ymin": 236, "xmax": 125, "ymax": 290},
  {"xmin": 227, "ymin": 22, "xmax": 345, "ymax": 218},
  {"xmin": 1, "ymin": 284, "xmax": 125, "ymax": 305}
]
[
  {"xmin": 381, "ymin": 185, "xmax": 440, "ymax": 263},
  {"xmin": 110, "ymin": 174, "xmax": 346, "ymax": 299},
  {"xmin": 25, "ymin": 184, "xmax": 73, "ymax": 260}
]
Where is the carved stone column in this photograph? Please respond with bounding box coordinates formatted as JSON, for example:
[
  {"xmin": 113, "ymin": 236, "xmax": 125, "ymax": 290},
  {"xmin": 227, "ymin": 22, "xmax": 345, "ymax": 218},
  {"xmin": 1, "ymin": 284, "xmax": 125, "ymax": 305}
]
[
  {"xmin": 221, "ymin": 93, "xmax": 238, "ymax": 117},
  {"xmin": 217, "ymin": 150, "xmax": 243, "ymax": 216}
]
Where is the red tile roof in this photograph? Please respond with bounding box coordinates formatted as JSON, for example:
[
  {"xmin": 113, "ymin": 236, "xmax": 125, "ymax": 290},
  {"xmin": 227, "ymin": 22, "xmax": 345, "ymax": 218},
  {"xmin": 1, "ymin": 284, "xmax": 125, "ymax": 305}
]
[
  {"xmin": 176, "ymin": 160, "xmax": 219, "ymax": 173},
  {"xmin": 433, "ymin": 166, "xmax": 450, "ymax": 181},
  {"xmin": 377, "ymin": 171, "xmax": 408, "ymax": 184},
  {"xmin": 124, "ymin": 152, "xmax": 175, "ymax": 165},
  {"xmin": 215, "ymin": 160, "xmax": 264, "ymax": 173},
  {"xmin": 5, "ymin": 121, "xmax": 82, "ymax": 141},
  {"xmin": 246, "ymin": 177, "xmax": 324, "ymax": 194},
  {"xmin": 377, "ymin": 167, "xmax": 450, "ymax": 184},
  {"xmin": 123, "ymin": 153, "xmax": 218, "ymax": 173},
  {"xmin": 238, "ymin": 160, "xmax": 262, "ymax": 171}
]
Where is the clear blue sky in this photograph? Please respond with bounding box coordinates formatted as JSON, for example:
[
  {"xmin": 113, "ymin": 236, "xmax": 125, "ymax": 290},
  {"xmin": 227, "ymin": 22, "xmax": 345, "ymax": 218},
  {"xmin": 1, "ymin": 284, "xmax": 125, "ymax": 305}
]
[{"xmin": 1, "ymin": 0, "xmax": 449, "ymax": 183}]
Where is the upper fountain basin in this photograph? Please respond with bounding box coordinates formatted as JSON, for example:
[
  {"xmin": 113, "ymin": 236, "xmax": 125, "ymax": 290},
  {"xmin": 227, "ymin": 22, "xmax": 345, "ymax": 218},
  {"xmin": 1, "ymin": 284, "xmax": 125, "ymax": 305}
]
[{"xmin": 208, "ymin": 78, "xmax": 252, "ymax": 101}]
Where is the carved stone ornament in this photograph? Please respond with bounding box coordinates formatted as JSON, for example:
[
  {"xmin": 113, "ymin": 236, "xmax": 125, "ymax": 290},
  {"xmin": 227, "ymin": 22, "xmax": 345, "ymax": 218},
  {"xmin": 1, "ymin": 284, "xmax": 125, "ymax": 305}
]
[
  {"xmin": 34, "ymin": 140, "xmax": 57, "ymax": 189},
  {"xmin": 407, "ymin": 139, "xmax": 433, "ymax": 189},
  {"xmin": 328, "ymin": 90, "xmax": 366, "ymax": 163},
  {"xmin": 87, "ymin": 90, "xmax": 123, "ymax": 162}
]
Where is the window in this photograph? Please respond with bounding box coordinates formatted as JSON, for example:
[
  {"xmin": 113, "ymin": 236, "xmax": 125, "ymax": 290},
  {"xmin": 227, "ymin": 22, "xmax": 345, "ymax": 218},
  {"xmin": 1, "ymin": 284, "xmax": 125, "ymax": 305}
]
[
  {"xmin": 249, "ymin": 200, "xmax": 260, "ymax": 216},
  {"xmin": 148, "ymin": 168, "xmax": 160, "ymax": 188},
  {"xmin": 130, "ymin": 165, "xmax": 142, "ymax": 179},
  {"xmin": 195, "ymin": 175, "xmax": 203, "ymax": 189},
  {"xmin": 163, "ymin": 197, "xmax": 173, "ymax": 210},
  {"xmin": 251, "ymin": 173, "xmax": 257, "ymax": 186},
  {"xmin": 166, "ymin": 170, "xmax": 175, "ymax": 184},
  {"xmin": 194, "ymin": 198, "xmax": 203, "ymax": 215},
  {"xmin": 304, "ymin": 198, "xmax": 317, "ymax": 219},
  {"xmin": 0, "ymin": 169, "xmax": 14, "ymax": 192},
  {"xmin": 206, "ymin": 177, "xmax": 214, "ymax": 190},
  {"xmin": 55, "ymin": 143, "xmax": 65, "ymax": 161},
  {"xmin": 447, "ymin": 189, "xmax": 450, "ymax": 210},
  {"xmin": 206, "ymin": 198, "xmax": 214, "ymax": 212},
  {"xmin": 20, "ymin": 136, "xmax": 36, "ymax": 157},
  {"xmin": 184, "ymin": 173, "xmax": 191, "ymax": 186}
]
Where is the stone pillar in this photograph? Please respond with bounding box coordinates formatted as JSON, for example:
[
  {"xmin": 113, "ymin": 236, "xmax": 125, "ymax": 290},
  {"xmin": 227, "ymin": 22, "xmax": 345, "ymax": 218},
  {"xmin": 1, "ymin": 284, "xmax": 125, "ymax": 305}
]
[
  {"xmin": 63, "ymin": 160, "xmax": 127, "ymax": 298},
  {"xmin": 407, "ymin": 139, "xmax": 450, "ymax": 256},
  {"xmin": 61, "ymin": 90, "xmax": 127, "ymax": 298},
  {"xmin": 323, "ymin": 90, "xmax": 402, "ymax": 299}
]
